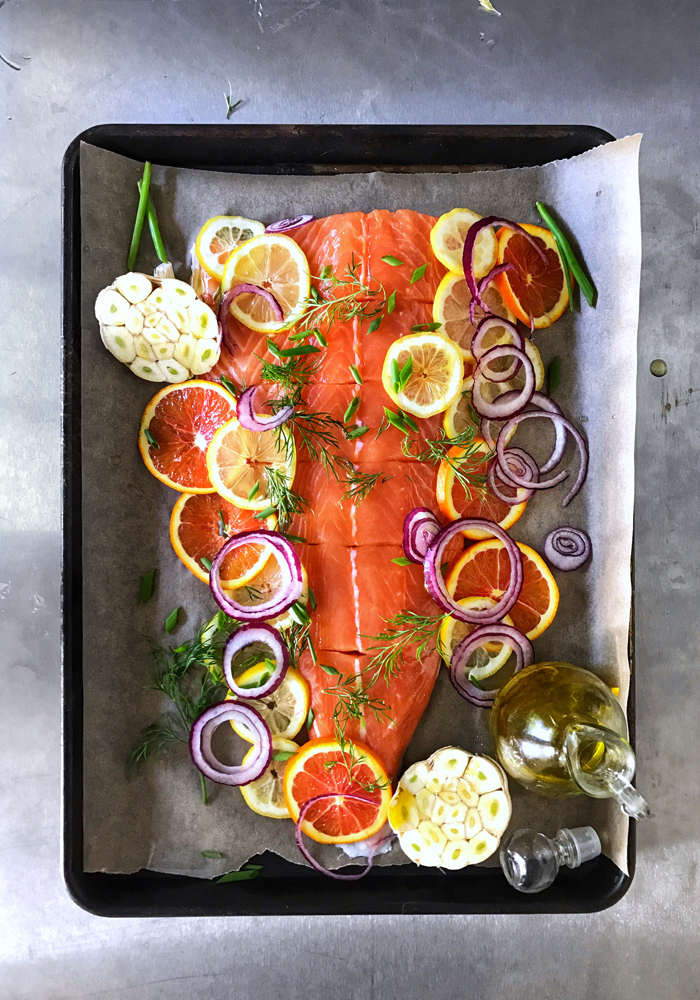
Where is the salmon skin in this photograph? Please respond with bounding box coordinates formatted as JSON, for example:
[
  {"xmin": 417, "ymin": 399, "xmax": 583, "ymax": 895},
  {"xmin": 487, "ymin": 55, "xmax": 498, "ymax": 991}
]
[{"xmin": 209, "ymin": 210, "xmax": 449, "ymax": 778}]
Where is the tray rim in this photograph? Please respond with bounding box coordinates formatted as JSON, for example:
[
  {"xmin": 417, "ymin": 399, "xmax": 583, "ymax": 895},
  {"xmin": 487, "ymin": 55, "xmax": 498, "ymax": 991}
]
[{"xmin": 62, "ymin": 122, "xmax": 634, "ymax": 918}]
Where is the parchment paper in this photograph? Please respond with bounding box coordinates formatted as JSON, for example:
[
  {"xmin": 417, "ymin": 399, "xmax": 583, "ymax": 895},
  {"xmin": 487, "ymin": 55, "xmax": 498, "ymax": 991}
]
[{"xmin": 79, "ymin": 135, "xmax": 641, "ymax": 877}]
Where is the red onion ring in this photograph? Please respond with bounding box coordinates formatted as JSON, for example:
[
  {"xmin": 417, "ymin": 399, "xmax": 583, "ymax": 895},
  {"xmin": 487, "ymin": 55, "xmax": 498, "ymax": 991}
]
[
  {"xmin": 449, "ymin": 623, "xmax": 533, "ymax": 707},
  {"xmin": 480, "ymin": 391, "xmax": 567, "ymax": 474},
  {"xmin": 544, "ymin": 526, "xmax": 592, "ymax": 571},
  {"xmin": 222, "ymin": 622, "xmax": 289, "ymax": 698},
  {"xmin": 424, "ymin": 518, "xmax": 523, "ymax": 624},
  {"xmin": 236, "ymin": 385, "xmax": 294, "ymax": 432},
  {"xmin": 266, "ymin": 215, "xmax": 315, "ymax": 233},
  {"xmin": 497, "ymin": 411, "xmax": 588, "ymax": 507},
  {"xmin": 462, "ymin": 217, "xmax": 548, "ymax": 317},
  {"xmin": 189, "ymin": 701, "xmax": 272, "ymax": 785},
  {"xmin": 472, "ymin": 346, "xmax": 535, "ymax": 419},
  {"xmin": 403, "ymin": 507, "xmax": 441, "ymax": 564},
  {"xmin": 497, "ymin": 447, "xmax": 540, "ymax": 489},
  {"xmin": 209, "ymin": 530, "xmax": 303, "ymax": 620},
  {"xmin": 295, "ymin": 793, "xmax": 394, "ymax": 880},
  {"xmin": 487, "ymin": 451, "xmax": 538, "ymax": 505},
  {"xmin": 471, "ymin": 316, "xmax": 524, "ymax": 372}
]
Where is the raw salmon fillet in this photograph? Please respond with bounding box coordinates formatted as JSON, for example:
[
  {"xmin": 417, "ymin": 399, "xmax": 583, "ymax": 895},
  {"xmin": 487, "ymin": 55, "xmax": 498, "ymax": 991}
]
[{"xmin": 212, "ymin": 210, "xmax": 451, "ymax": 777}]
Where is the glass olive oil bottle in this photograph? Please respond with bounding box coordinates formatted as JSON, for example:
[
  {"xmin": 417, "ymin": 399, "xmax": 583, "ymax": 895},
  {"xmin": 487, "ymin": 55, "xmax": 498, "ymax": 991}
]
[{"xmin": 490, "ymin": 662, "xmax": 649, "ymax": 818}]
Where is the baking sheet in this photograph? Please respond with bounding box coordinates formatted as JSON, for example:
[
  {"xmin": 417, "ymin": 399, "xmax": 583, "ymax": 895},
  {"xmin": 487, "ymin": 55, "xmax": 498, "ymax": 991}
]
[{"xmin": 79, "ymin": 135, "xmax": 641, "ymax": 877}]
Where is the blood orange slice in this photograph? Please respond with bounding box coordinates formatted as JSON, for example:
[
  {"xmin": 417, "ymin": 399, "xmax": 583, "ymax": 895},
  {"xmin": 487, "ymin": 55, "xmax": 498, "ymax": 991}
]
[
  {"xmin": 283, "ymin": 737, "xmax": 392, "ymax": 844},
  {"xmin": 139, "ymin": 381, "xmax": 235, "ymax": 492},
  {"xmin": 169, "ymin": 492, "xmax": 276, "ymax": 586},
  {"xmin": 495, "ymin": 224, "xmax": 568, "ymax": 329},
  {"xmin": 445, "ymin": 539, "xmax": 559, "ymax": 640},
  {"xmin": 436, "ymin": 437, "xmax": 527, "ymax": 539}
]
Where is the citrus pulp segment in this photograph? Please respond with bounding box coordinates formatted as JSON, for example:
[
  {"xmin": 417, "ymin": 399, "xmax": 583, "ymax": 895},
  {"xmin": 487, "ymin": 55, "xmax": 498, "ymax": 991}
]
[{"xmin": 138, "ymin": 381, "xmax": 235, "ymax": 492}]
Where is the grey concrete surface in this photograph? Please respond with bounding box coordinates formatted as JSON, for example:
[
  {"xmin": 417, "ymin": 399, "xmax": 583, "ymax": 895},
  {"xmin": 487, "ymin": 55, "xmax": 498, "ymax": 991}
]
[{"xmin": 1, "ymin": 1, "xmax": 698, "ymax": 997}]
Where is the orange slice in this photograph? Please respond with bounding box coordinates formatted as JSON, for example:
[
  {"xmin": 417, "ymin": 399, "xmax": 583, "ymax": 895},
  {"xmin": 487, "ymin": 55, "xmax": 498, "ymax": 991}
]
[
  {"xmin": 436, "ymin": 436, "xmax": 527, "ymax": 539},
  {"xmin": 495, "ymin": 224, "xmax": 568, "ymax": 329},
  {"xmin": 445, "ymin": 539, "xmax": 559, "ymax": 640},
  {"xmin": 433, "ymin": 271, "xmax": 516, "ymax": 360},
  {"xmin": 169, "ymin": 492, "xmax": 276, "ymax": 586},
  {"xmin": 138, "ymin": 381, "xmax": 235, "ymax": 492},
  {"xmin": 283, "ymin": 737, "xmax": 392, "ymax": 844}
]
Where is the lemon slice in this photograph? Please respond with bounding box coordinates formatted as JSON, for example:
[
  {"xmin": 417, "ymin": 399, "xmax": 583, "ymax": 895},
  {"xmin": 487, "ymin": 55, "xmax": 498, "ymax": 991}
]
[
  {"xmin": 194, "ymin": 215, "xmax": 265, "ymax": 281},
  {"xmin": 227, "ymin": 664, "xmax": 310, "ymax": 741},
  {"xmin": 206, "ymin": 418, "xmax": 296, "ymax": 509},
  {"xmin": 430, "ymin": 208, "xmax": 498, "ymax": 277},
  {"xmin": 224, "ymin": 564, "xmax": 309, "ymax": 632},
  {"xmin": 433, "ymin": 272, "xmax": 516, "ymax": 361},
  {"xmin": 382, "ymin": 332, "xmax": 464, "ymax": 419},
  {"xmin": 239, "ymin": 737, "xmax": 300, "ymax": 818},
  {"xmin": 443, "ymin": 378, "xmax": 478, "ymax": 439},
  {"xmin": 439, "ymin": 598, "xmax": 515, "ymax": 682},
  {"xmin": 221, "ymin": 233, "xmax": 311, "ymax": 333}
]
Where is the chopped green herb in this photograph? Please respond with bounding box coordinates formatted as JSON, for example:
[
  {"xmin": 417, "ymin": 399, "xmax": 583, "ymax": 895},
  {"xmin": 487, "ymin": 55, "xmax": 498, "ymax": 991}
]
[
  {"xmin": 138, "ymin": 568, "xmax": 156, "ymax": 605},
  {"xmin": 345, "ymin": 424, "xmax": 369, "ymax": 439},
  {"xmin": 307, "ymin": 634, "xmax": 317, "ymax": 665},
  {"xmin": 410, "ymin": 263, "xmax": 428, "ymax": 284},
  {"xmin": 220, "ymin": 374, "xmax": 238, "ymax": 398},
  {"xmin": 127, "ymin": 161, "xmax": 152, "ymax": 271},
  {"xmin": 441, "ymin": 561, "xmax": 449, "ymax": 575},
  {"xmin": 309, "ymin": 587, "xmax": 317, "ymax": 610},
  {"xmin": 217, "ymin": 509, "xmax": 228, "ymax": 538},
  {"xmin": 267, "ymin": 338, "xmax": 320, "ymax": 359},
  {"xmin": 253, "ymin": 505, "xmax": 277, "ymax": 520},
  {"xmin": 306, "ymin": 707, "xmax": 315, "ymax": 729},
  {"xmin": 201, "ymin": 557, "xmax": 212, "ymax": 572},
  {"xmin": 165, "ymin": 608, "xmax": 180, "ymax": 633},
  {"xmin": 547, "ymin": 356, "xmax": 561, "ymax": 396},
  {"xmin": 392, "ymin": 556, "xmax": 413, "ymax": 566},
  {"xmin": 289, "ymin": 601, "xmax": 311, "ymax": 626},
  {"xmin": 201, "ymin": 850, "xmax": 225, "ymax": 859},
  {"xmin": 223, "ymin": 83, "xmax": 243, "ymax": 119},
  {"xmin": 247, "ymin": 482, "xmax": 260, "ymax": 501},
  {"xmin": 217, "ymin": 865, "xmax": 261, "ymax": 883},
  {"xmin": 320, "ymin": 663, "xmax": 342, "ymax": 676},
  {"xmin": 144, "ymin": 427, "xmax": 160, "ymax": 450},
  {"xmin": 535, "ymin": 201, "xmax": 596, "ymax": 307},
  {"xmin": 344, "ymin": 396, "xmax": 360, "ymax": 423},
  {"xmin": 381, "ymin": 255, "xmax": 404, "ymax": 266},
  {"xmin": 411, "ymin": 322, "xmax": 442, "ymax": 333},
  {"xmin": 399, "ymin": 409, "xmax": 419, "ymax": 433},
  {"xmin": 315, "ymin": 329, "xmax": 328, "ymax": 348},
  {"xmin": 349, "ymin": 364, "xmax": 363, "ymax": 385},
  {"xmin": 384, "ymin": 407, "xmax": 410, "ymax": 434},
  {"xmin": 310, "ymin": 285, "xmax": 320, "ymax": 303},
  {"xmin": 386, "ymin": 290, "xmax": 396, "ymax": 314},
  {"xmin": 273, "ymin": 750, "xmax": 297, "ymax": 762},
  {"xmin": 397, "ymin": 356, "xmax": 413, "ymax": 392},
  {"xmin": 320, "ymin": 264, "xmax": 333, "ymax": 280},
  {"xmin": 367, "ymin": 315, "xmax": 382, "ymax": 335},
  {"xmin": 280, "ymin": 531, "xmax": 307, "ymax": 544}
]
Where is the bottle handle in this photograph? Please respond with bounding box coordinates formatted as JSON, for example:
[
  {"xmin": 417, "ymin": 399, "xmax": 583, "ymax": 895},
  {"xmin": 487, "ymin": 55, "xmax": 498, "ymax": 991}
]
[{"xmin": 564, "ymin": 723, "xmax": 651, "ymax": 819}]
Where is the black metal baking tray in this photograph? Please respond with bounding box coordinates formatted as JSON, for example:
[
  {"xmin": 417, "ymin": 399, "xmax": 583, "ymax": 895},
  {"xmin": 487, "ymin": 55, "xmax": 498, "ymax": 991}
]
[{"xmin": 62, "ymin": 123, "xmax": 632, "ymax": 917}]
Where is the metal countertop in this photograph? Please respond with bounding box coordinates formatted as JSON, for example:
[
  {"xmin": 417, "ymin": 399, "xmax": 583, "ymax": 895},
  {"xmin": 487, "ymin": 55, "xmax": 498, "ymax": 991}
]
[{"xmin": 1, "ymin": 1, "xmax": 698, "ymax": 997}]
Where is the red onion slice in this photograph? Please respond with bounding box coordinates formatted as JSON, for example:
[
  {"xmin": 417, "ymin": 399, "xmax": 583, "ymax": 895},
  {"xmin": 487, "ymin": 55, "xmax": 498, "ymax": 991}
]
[
  {"xmin": 295, "ymin": 793, "xmax": 394, "ymax": 880},
  {"xmin": 403, "ymin": 507, "xmax": 441, "ymax": 564},
  {"xmin": 497, "ymin": 447, "xmax": 540, "ymax": 489},
  {"xmin": 210, "ymin": 530, "xmax": 303, "ymax": 620},
  {"xmin": 480, "ymin": 391, "xmax": 567, "ymax": 474},
  {"xmin": 189, "ymin": 701, "xmax": 272, "ymax": 785},
  {"xmin": 544, "ymin": 526, "xmax": 592, "ymax": 571},
  {"xmin": 462, "ymin": 217, "xmax": 548, "ymax": 317},
  {"xmin": 266, "ymin": 215, "xmax": 315, "ymax": 233},
  {"xmin": 471, "ymin": 316, "xmax": 524, "ymax": 367},
  {"xmin": 497, "ymin": 411, "xmax": 588, "ymax": 507},
  {"xmin": 472, "ymin": 345, "xmax": 535, "ymax": 419},
  {"xmin": 487, "ymin": 454, "xmax": 536, "ymax": 505},
  {"xmin": 218, "ymin": 286, "xmax": 283, "ymax": 351},
  {"xmin": 424, "ymin": 518, "xmax": 523, "ymax": 624},
  {"xmin": 222, "ymin": 622, "xmax": 289, "ymax": 698},
  {"xmin": 236, "ymin": 385, "xmax": 294, "ymax": 432},
  {"xmin": 449, "ymin": 623, "xmax": 533, "ymax": 707}
]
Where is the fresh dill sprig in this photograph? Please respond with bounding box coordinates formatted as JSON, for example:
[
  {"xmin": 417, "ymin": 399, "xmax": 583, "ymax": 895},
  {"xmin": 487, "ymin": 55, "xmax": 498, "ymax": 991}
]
[
  {"xmin": 130, "ymin": 613, "xmax": 236, "ymax": 802},
  {"xmin": 283, "ymin": 409, "xmax": 351, "ymax": 481},
  {"xmin": 326, "ymin": 715, "xmax": 389, "ymax": 794},
  {"xmin": 404, "ymin": 421, "xmax": 488, "ymax": 500},
  {"xmin": 266, "ymin": 467, "xmax": 309, "ymax": 527},
  {"xmin": 258, "ymin": 354, "xmax": 321, "ymax": 393},
  {"xmin": 363, "ymin": 610, "xmax": 448, "ymax": 686},
  {"xmin": 341, "ymin": 470, "xmax": 393, "ymax": 504},
  {"xmin": 323, "ymin": 672, "xmax": 392, "ymax": 730},
  {"xmin": 297, "ymin": 255, "xmax": 387, "ymax": 335},
  {"xmin": 286, "ymin": 618, "xmax": 312, "ymax": 671}
]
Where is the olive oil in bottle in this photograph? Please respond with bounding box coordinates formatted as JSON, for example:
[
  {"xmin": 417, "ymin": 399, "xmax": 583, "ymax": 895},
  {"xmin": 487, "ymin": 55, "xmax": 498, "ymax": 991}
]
[{"xmin": 490, "ymin": 662, "xmax": 649, "ymax": 818}]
